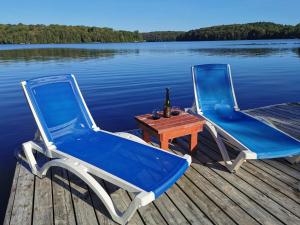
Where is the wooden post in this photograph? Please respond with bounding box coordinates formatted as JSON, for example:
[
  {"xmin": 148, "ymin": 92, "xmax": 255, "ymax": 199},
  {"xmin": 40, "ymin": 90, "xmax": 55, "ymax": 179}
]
[
  {"xmin": 160, "ymin": 134, "xmax": 169, "ymax": 150},
  {"xmin": 189, "ymin": 132, "xmax": 198, "ymax": 152},
  {"xmin": 142, "ymin": 129, "xmax": 151, "ymax": 143}
]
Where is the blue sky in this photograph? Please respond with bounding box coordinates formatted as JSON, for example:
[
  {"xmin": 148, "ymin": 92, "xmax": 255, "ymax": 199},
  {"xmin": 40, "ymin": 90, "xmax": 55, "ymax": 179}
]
[{"xmin": 1, "ymin": 0, "xmax": 299, "ymax": 32}]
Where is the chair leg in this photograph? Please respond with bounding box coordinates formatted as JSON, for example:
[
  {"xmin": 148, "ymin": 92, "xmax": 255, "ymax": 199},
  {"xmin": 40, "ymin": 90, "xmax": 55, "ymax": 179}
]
[
  {"xmin": 227, "ymin": 151, "xmax": 247, "ymax": 173},
  {"xmin": 205, "ymin": 123, "xmax": 256, "ymax": 172},
  {"xmin": 205, "ymin": 123, "xmax": 232, "ymax": 165},
  {"xmin": 21, "ymin": 141, "xmax": 42, "ymax": 177}
]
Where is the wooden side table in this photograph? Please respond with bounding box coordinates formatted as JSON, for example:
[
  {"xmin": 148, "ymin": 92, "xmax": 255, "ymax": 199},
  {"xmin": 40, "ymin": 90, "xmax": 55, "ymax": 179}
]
[{"xmin": 135, "ymin": 111, "xmax": 205, "ymax": 152}]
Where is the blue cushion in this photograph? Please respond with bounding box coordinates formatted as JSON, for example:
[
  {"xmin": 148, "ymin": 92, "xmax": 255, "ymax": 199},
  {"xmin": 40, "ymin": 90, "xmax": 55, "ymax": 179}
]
[
  {"xmin": 214, "ymin": 104, "xmax": 237, "ymax": 120},
  {"xmin": 24, "ymin": 75, "xmax": 94, "ymax": 141},
  {"xmin": 55, "ymin": 130, "xmax": 188, "ymax": 197},
  {"xmin": 206, "ymin": 111, "xmax": 300, "ymax": 159}
]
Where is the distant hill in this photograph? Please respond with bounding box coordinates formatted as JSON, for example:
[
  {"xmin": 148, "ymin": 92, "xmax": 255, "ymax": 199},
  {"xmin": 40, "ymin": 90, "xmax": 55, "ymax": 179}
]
[
  {"xmin": 141, "ymin": 31, "xmax": 184, "ymax": 42},
  {"xmin": 0, "ymin": 22, "xmax": 299, "ymax": 44},
  {"xmin": 176, "ymin": 22, "xmax": 300, "ymax": 41}
]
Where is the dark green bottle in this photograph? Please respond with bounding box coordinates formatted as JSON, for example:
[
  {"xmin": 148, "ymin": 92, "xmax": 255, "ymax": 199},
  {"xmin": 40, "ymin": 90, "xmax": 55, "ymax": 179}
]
[{"xmin": 164, "ymin": 88, "xmax": 171, "ymax": 118}]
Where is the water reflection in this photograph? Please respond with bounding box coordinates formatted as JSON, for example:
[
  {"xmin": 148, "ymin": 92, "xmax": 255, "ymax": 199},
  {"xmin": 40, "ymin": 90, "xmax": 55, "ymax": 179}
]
[
  {"xmin": 0, "ymin": 48, "xmax": 139, "ymax": 63},
  {"xmin": 0, "ymin": 46, "xmax": 299, "ymax": 63},
  {"xmin": 223, "ymin": 41, "xmax": 300, "ymax": 46},
  {"xmin": 190, "ymin": 48, "xmax": 294, "ymax": 57},
  {"xmin": 293, "ymin": 48, "xmax": 300, "ymax": 58}
]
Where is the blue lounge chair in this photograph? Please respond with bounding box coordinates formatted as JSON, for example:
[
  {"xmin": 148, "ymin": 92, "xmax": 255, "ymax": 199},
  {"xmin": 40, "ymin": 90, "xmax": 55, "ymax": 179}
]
[
  {"xmin": 191, "ymin": 64, "xmax": 300, "ymax": 172},
  {"xmin": 20, "ymin": 75, "xmax": 191, "ymax": 224}
]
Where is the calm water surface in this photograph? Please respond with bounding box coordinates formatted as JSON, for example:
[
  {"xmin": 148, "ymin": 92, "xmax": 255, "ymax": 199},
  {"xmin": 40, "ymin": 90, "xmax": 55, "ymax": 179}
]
[{"xmin": 0, "ymin": 40, "xmax": 300, "ymax": 221}]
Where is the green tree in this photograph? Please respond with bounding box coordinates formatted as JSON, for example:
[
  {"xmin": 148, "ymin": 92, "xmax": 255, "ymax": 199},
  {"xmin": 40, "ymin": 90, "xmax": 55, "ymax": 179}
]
[{"xmin": 0, "ymin": 23, "xmax": 143, "ymax": 44}]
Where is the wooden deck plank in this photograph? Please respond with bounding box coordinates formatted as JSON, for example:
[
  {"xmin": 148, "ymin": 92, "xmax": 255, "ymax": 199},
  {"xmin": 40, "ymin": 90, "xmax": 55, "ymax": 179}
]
[
  {"xmin": 52, "ymin": 167, "xmax": 77, "ymax": 225},
  {"xmin": 68, "ymin": 172, "xmax": 99, "ymax": 225},
  {"xmin": 182, "ymin": 166, "xmax": 260, "ymax": 225},
  {"xmin": 241, "ymin": 162, "xmax": 300, "ymax": 204},
  {"xmin": 233, "ymin": 166, "xmax": 300, "ymax": 218},
  {"xmin": 128, "ymin": 193, "xmax": 168, "ymax": 225},
  {"xmin": 32, "ymin": 155, "xmax": 54, "ymax": 225},
  {"xmin": 276, "ymin": 158, "xmax": 300, "ymax": 172},
  {"xmin": 247, "ymin": 160, "xmax": 299, "ymax": 188},
  {"xmin": 176, "ymin": 175, "xmax": 236, "ymax": 225},
  {"xmin": 166, "ymin": 184, "xmax": 214, "ymax": 225},
  {"xmin": 176, "ymin": 140, "xmax": 283, "ymax": 225},
  {"xmin": 275, "ymin": 103, "xmax": 300, "ymax": 112},
  {"xmin": 169, "ymin": 142, "xmax": 259, "ymax": 225},
  {"xmin": 247, "ymin": 107, "xmax": 300, "ymax": 125},
  {"xmin": 98, "ymin": 180, "xmax": 144, "ymax": 225},
  {"xmin": 3, "ymin": 163, "xmax": 20, "ymax": 225},
  {"xmin": 89, "ymin": 193, "xmax": 118, "ymax": 225},
  {"xmin": 246, "ymin": 105, "xmax": 300, "ymax": 139},
  {"xmin": 88, "ymin": 179, "xmax": 119, "ymax": 225},
  {"xmin": 260, "ymin": 104, "xmax": 300, "ymax": 117},
  {"xmin": 152, "ymin": 193, "xmax": 190, "ymax": 225},
  {"xmin": 32, "ymin": 175, "xmax": 54, "ymax": 225},
  {"xmin": 198, "ymin": 133, "xmax": 300, "ymax": 204},
  {"xmin": 194, "ymin": 140, "xmax": 300, "ymax": 225},
  {"xmin": 261, "ymin": 108, "xmax": 300, "ymax": 125},
  {"xmin": 9, "ymin": 163, "xmax": 35, "ymax": 225},
  {"xmin": 262, "ymin": 159, "xmax": 300, "ymax": 180}
]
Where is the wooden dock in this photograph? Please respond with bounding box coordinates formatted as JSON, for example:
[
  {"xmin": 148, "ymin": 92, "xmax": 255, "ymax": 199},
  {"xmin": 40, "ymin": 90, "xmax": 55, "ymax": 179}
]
[{"xmin": 4, "ymin": 103, "xmax": 300, "ymax": 225}]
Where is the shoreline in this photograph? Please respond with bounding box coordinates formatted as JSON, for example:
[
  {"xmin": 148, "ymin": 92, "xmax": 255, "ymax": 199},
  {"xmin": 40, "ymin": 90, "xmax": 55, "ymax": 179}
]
[{"xmin": 0, "ymin": 38, "xmax": 300, "ymax": 45}]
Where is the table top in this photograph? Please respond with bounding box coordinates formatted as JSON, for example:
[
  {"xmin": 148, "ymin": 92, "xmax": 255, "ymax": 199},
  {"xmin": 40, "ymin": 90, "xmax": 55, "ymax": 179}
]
[{"xmin": 135, "ymin": 110, "xmax": 205, "ymax": 134}]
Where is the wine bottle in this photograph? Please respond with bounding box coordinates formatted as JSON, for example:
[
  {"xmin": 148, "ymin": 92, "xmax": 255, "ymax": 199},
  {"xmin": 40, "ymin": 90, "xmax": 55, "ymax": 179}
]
[{"xmin": 163, "ymin": 88, "xmax": 171, "ymax": 118}]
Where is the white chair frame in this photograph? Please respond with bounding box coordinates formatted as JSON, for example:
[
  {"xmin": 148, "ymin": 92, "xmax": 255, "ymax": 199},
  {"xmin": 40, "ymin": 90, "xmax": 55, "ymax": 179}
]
[
  {"xmin": 20, "ymin": 76, "xmax": 191, "ymax": 224},
  {"xmin": 191, "ymin": 65, "xmax": 299, "ymax": 172}
]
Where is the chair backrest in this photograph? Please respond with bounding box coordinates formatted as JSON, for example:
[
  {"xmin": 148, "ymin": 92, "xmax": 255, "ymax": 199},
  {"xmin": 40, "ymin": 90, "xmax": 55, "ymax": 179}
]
[
  {"xmin": 192, "ymin": 64, "xmax": 239, "ymax": 115},
  {"xmin": 22, "ymin": 75, "xmax": 96, "ymax": 144}
]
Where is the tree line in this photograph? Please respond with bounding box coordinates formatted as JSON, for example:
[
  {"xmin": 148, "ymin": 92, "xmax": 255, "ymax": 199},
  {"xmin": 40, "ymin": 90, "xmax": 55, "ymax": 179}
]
[
  {"xmin": 176, "ymin": 22, "xmax": 300, "ymax": 41},
  {"xmin": 0, "ymin": 23, "xmax": 142, "ymax": 44},
  {"xmin": 0, "ymin": 22, "xmax": 299, "ymax": 44},
  {"xmin": 141, "ymin": 31, "xmax": 184, "ymax": 42}
]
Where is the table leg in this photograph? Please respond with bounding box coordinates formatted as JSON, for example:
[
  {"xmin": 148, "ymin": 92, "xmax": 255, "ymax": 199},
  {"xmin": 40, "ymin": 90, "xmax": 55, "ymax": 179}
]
[
  {"xmin": 160, "ymin": 136, "xmax": 169, "ymax": 150},
  {"xmin": 142, "ymin": 129, "xmax": 151, "ymax": 143},
  {"xmin": 190, "ymin": 132, "xmax": 198, "ymax": 152}
]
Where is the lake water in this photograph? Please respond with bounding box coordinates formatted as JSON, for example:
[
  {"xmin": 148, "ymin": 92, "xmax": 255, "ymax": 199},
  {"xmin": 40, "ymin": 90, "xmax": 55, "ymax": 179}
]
[{"xmin": 0, "ymin": 40, "xmax": 300, "ymax": 222}]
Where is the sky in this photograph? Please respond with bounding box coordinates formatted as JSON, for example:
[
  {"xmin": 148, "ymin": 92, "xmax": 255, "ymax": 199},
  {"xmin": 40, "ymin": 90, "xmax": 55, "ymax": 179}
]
[{"xmin": 1, "ymin": 0, "xmax": 299, "ymax": 32}]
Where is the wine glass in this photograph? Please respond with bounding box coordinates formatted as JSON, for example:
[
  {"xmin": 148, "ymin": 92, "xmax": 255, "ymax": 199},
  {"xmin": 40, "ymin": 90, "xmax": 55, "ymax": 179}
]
[
  {"xmin": 171, "ymin": 106, "xmax": 181, "ymax": 116},
  {"xmin": 152, "ymin": 109, "xmax": 160, "ymax": 120}
]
